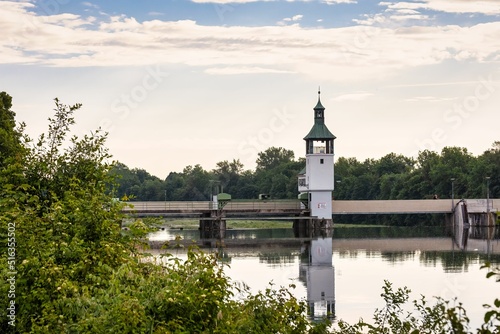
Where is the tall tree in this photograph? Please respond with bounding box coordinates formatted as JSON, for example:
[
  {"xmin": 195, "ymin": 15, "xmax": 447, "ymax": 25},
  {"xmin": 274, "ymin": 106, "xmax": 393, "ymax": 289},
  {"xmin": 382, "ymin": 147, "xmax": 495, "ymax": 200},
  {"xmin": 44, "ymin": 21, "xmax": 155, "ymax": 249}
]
[
  {"xmin": 256, "ymin": 147, "xmax": 295, "ymax": 172},
  {"xmin": 0, "ymin": 92, "xmax": 23, "ymax": 167},
  {"xmin": 469, "ymin": 141, "xmax": 500, "ymax": 198},
  {"xmin": 374, "ymin": 153, "xmax": 414, "ymax": 176},
  {"xmin": 178, "ymin": 164, "xmax": 211, "ymax": 200},
  {"xmin": 429, "ymin": 146, "xmax": 472, "ymax": 199},
  {"xmin": 212, "ymin": 159, "xmax": 244, "ymax": 195}
]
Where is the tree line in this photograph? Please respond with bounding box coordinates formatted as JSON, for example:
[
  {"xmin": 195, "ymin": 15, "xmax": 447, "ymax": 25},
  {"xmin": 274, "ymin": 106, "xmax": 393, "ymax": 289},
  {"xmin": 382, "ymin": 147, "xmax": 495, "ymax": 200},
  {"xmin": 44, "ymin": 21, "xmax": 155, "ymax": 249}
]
[
  {"xmin": 111, "ymin": 146, "xmax": 303, "ymax": 201},
  {"xmin": 112, "ymin": 143, "xmax": 500, "ymax": 202}
]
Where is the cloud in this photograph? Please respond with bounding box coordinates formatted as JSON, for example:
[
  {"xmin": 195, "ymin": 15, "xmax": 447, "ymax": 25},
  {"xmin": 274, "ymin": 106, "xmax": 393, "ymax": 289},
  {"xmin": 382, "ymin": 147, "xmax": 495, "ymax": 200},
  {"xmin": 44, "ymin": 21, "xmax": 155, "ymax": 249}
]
[
  {"xmin": 1, "ymin": 2, "xmax": 499, "ymax": 84},
  {"xmin": 191, "ymin": 0, "xmax": 269, "ymax": 3},
  {"xmin": 324, "ymin": 0, "xmax": 357, "ymax": 4},
  {"xmin": 405, "ymin": 96, "xmax": 457, "ymax": 102},
  {"xmin": 389, "ymin": 14, "xmax": 430, "ymax": 21},
  {"xmin": 332, "ymin": 92, "xmax": 374, "ymax": 101},
  {"xmin": 352, "ymin": 13, "xmax": 386, "ymax": 26},
  {"xmin": 379, "ymin": 0, "xmax": 500, "ymax": 15},
  {"xmin": 148, "ymin": 11, "xmax": 165, "ymax": 17},
  {"xmin": 278, "ymin": 14, "xmax": 303, "ymax": 26},
  {"xmin": 284, "ymin": 15, "xmax": 303, "ymax": 22},
  {"xmin": 204, "ymin": 66, "xmax": 295, "ymax": 75},
  {"xmin": 82, "ymin": 2, "xmax": 100, "ymax": 9},
  {"xmin": 191, "ymin": 0, "xmax": 357, "ymax": 2}
]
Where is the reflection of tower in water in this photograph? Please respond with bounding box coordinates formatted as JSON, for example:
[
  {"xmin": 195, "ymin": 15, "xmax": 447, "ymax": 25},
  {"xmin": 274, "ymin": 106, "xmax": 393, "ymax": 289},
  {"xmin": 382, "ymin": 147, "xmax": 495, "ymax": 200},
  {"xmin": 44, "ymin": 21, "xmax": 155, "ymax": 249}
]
[{"xmin": 299, "ymin": 237, "xmax": 335, "ymax": 321}]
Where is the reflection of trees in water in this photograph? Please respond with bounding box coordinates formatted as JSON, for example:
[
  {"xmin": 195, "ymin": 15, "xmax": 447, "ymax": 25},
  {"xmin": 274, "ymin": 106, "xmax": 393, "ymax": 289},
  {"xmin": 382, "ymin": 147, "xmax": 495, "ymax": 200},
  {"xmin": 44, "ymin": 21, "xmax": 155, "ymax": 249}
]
[
  {"xmin": 333, "ymin": 226, "xmax": 447, "ymax": 239},
  {"xmin": 380, "ymin": 251, "xmax": 417, "ymax": 263},
  {"xmin": 419, "ymin": 251, "xmax": 470, "ymax": 273},
  {"xmin": 341, "ymin": 250, "xmax": 500, "ymax": 273},
  {"xmin": 336, "ymin": 250, "xmax": 360, "ymax": 259},
  {"xmin": 334, "ymin": 214, "xmax": 445, "ymax": 226},
  {"xmin": 418, "ymin": 251, "xmax": 500, "ymax": 273},
  {"xmin": 258, "ymin": 250, "xmax": 297, "ymax": 265},
  {"xmin": 227, "ymin": 229, "xmax": 294, "ymax": 239}
]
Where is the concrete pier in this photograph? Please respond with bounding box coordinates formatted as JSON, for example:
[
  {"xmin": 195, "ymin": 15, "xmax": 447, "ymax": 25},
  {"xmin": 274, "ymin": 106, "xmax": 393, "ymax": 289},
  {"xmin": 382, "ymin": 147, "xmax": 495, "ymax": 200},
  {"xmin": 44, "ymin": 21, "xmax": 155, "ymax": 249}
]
[{"xmin": 199, "ymin": 210, "xmax": 226, "ymax": 239}]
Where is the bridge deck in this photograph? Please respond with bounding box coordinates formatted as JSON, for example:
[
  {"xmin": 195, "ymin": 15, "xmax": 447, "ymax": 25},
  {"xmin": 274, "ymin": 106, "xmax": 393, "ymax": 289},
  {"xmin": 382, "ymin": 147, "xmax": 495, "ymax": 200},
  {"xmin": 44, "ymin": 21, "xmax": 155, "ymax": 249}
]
[
  {"xmin": 123, "ymin": 199, "xmax": 499, "ymax": 216},
  {"xmin": 333, "ymin": 199, "xmax": 499, "ymax": 214},
  {"xmin": 332, "ymin": 199, "xmax": 452, "ymax": 214}
]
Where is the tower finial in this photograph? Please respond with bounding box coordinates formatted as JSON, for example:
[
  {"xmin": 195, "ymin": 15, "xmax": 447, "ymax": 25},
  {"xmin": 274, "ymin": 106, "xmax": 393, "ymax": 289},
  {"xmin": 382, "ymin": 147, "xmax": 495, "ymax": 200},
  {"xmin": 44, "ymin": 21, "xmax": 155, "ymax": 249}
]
[{"xmin": 318, "ymin": 86, "xmax": 321, "ymax": 96}]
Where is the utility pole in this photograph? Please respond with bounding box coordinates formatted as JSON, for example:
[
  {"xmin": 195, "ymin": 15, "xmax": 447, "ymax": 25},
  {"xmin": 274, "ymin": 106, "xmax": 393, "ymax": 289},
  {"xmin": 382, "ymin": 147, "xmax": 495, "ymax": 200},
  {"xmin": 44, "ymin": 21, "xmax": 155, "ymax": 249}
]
[
  {"xmin": 451, "ymin": 178, "xmax": 455, "ymax": 211},
  {"xmin": 486, "ymin": 176, "xmax": 491, "ymax": 225}
]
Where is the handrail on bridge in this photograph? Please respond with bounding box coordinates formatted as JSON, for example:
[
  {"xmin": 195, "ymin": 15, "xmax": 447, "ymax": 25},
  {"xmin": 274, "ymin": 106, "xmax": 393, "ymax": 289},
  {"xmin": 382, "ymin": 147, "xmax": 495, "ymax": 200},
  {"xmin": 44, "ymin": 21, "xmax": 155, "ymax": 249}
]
[
  {"xmin": 122, "ymin": 199, "xmax": 498, "ymax": 215},
  {"xmin": 122, "ymin": 200, "xmax": 302, "ymax": 212}
]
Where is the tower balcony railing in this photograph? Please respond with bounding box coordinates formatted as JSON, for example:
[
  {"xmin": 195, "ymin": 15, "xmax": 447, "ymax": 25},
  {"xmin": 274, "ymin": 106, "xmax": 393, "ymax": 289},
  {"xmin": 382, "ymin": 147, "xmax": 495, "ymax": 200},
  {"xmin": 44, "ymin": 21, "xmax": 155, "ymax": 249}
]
[{"xmin": 313, "ymin": 146, "xmax": 326, "ymax": 154}]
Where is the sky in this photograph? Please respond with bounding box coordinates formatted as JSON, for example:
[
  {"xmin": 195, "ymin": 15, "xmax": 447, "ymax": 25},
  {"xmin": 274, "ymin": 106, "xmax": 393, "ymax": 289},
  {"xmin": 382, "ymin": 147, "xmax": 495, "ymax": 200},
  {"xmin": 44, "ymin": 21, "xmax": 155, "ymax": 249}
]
[{"xmin": 1, "ymin": 0, "xmax": 499, "ymax": 179}]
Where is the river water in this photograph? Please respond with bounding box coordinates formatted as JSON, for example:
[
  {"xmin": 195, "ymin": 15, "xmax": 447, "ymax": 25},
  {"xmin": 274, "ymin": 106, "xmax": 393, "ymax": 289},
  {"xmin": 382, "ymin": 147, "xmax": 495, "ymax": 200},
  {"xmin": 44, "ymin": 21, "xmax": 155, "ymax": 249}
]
[{"xmin": 148, "ymin": 225, "xmax": 500, "ymax": 330}]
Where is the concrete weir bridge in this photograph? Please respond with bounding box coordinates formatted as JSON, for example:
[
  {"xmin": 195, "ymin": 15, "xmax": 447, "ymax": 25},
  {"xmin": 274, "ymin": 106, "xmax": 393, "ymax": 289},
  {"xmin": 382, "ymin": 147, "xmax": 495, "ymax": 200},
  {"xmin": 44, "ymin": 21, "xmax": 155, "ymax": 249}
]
[
  {"xmin": 122, "ymin": 198, "xmax": 499, "ymax": 239},
  {"xmin": 123, "ymin": 199, "xmax": 500, "ymax": 216}
]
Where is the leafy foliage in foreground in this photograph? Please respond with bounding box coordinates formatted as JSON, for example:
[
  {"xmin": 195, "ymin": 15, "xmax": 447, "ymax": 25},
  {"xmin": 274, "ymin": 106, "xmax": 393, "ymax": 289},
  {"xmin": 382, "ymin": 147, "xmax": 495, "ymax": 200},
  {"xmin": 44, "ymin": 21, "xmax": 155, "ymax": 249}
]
[{"xmin": 0, "ymin": 96, "xmax": 322, "ymax": 333}]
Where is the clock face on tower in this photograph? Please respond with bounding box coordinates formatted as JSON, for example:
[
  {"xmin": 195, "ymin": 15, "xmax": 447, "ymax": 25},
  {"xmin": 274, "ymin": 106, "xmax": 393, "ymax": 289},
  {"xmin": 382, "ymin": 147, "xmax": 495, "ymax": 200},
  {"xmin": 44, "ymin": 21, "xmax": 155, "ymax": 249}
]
[{"xmin": 316, "ymin": 110, "xmax": 322, "ymax": 118}]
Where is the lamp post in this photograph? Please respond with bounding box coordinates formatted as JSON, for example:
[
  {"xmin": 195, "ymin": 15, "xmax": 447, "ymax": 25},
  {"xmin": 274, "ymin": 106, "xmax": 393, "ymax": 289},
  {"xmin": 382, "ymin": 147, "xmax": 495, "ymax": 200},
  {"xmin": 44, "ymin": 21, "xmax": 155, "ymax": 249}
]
[
  {"xmin": 450, "ymin": 178, "xmax": 456, "ymax": 238},
  {"xmin": 451, "ymin": 178, "xmax": 455, "ymax": 211},
  {"xmin": 486, "ymin": 176, "xmax": 491, "ymax": 224}
]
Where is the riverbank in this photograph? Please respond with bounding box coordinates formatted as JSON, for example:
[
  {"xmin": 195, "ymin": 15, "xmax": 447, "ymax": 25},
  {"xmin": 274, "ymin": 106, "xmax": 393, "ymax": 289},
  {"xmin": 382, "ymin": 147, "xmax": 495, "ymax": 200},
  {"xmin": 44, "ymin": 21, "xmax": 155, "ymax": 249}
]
[{"xmin": 124, "ymin": 217, "xmax": 387, "ymax": 230}]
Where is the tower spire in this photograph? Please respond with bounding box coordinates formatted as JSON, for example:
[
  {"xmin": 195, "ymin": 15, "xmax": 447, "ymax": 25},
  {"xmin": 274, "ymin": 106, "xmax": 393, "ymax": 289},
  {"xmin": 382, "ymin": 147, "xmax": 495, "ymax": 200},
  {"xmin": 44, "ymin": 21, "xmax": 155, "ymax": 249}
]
[{"xmin": 314, "ymin": 87, "xmax": 325, "ymax": 112}]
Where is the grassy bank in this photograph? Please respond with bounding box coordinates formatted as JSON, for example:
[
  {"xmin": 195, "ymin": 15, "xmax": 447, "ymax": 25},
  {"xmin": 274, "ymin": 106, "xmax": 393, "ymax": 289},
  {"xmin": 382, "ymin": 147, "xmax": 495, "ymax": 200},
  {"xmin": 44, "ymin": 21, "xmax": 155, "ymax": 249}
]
[
  {"xmin": 124, "ymin": 218, "xmax": 386, "ymax": 230},
  {"xmin": 166, "ymin": 219, "xmax": 293, "ymax": 229}
]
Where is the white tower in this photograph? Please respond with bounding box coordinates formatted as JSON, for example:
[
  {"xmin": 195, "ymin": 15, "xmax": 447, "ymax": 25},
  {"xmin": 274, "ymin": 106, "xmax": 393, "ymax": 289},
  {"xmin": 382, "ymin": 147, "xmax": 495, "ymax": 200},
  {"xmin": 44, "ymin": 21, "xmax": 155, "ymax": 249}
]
[{"xmin": 298, "ymin": 90, "xmax": 336, "ymax": 226}]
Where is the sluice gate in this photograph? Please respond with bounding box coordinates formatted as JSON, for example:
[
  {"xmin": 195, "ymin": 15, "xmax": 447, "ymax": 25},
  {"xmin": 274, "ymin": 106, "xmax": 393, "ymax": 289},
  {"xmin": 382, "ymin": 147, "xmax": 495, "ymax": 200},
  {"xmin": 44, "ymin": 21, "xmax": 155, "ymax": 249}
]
[{"xmin": 453, "ymin": 199, "xmax": 499, "ymax": 251}]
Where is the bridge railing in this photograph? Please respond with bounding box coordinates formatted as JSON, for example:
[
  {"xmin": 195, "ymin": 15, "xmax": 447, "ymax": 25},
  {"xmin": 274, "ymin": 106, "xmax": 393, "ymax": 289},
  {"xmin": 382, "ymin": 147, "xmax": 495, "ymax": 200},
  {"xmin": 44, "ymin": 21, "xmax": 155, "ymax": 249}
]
[
  {"xmin": 123, "ymin": 200, "xmax": 302, "ymax": 212},
  {"xmin": 123, "ymin": 201, "xmax": 212, "ymax": 212},
  {"xmin": 225, "ymin": 200, "xmax": 301, "ymax": 211},
  {"xmin": 123, "ymin": 199, "xmax": 497, "ymax": 214}
]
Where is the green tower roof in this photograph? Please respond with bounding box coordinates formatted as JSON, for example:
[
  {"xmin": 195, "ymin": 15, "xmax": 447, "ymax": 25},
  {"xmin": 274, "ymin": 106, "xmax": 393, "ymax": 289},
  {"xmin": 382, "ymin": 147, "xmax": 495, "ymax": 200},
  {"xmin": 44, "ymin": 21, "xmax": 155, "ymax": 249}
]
[
  {"xmin": 314, "ymin": 98, "xmax": 325, "ymax": 110},
  {"xmin": 303, "ymin": 91, "xmax": 336, "ymax": 140}
]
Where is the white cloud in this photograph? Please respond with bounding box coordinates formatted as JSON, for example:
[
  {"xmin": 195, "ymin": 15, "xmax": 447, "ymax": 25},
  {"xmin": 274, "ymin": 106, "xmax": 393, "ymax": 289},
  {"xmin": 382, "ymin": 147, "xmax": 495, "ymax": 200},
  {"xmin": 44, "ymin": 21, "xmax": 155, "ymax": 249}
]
[
  {"xmin": 324, "ymin": 0, "xmax": 357, "ymax": 4},
  {"xmin": 148, "ymin": 11, "xmax": 165, "ymax": 17},
  {"xmin": 204, "ymin": 66, "xmax": 295, "ymax": 75},
  {"xmin": 190, "ymin": 0, "xmax": 269, "ymax": 3},
  {"xmin": 379, "ymin": 0, "xmax": 500, "ymax": 15},
  {"xmin": 332, "ymin": 92, "xmax": 374, "ymax": 101},
  {"xmin": 405, "ymin": 95, "xmax": 457, "ymax": 102},
  {"xmin": 390, "ymin": 14, "xmax": 430, "ymax": 21},
  {"xmin": 284, "ymin": 14, "xmax": 303, "ymax": 22},
  {"xmin": 191, "ymin": 0, "xmax": 357, "ymax": 2},
  {"xmin": 82, "ymin": 2, "xmax": 100, "ymax": 9},
  {"xmin": 1, "ymin": 2, "xmax": 500, "ymax": 84},
  {"xmin": 279, "ymin": 14, "xmax": 303, "ymax": 25},
  {"xmin": 352, "ymin": 13, "xmax": 386, "ymax": 26}
]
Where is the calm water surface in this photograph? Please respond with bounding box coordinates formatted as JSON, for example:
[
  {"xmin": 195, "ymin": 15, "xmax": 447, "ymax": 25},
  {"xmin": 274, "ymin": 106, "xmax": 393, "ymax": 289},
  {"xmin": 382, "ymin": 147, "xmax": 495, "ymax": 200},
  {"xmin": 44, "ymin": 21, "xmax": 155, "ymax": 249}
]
[{"xmin": 149, "ymin": 226, "xmax": 500, "ymax": 329}]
